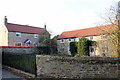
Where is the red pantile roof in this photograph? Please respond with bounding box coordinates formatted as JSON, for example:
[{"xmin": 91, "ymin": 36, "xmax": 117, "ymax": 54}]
[
  {"xmin": 57, "ymin": 24, "xmax": 117, "ymax": 39},
  {"xmin": 6, "ymin": 23, "xmax": 50, "ymax": 34}
]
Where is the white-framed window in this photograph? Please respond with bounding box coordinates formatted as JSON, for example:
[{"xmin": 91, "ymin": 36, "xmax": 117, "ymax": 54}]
[
  {"xmin": 77, "ymin": 38, "xmax": 79, "ymax": 41},
  {"xmin": 73, "ymin": 38, "xmax": 75, "ymax": 42},
  {"xmin": 33, "ymin": 42, "xmax": 39, "ymax": 46},
  {"xmin": 76, "ymin": 37, "xmax": 81, "ymax": 42},
  {"xmin": 36, "ymin": 43, "xmax": 39, "ymax": 46},
  {"xmin": 68, "ymin": 38, "xmax": 71, "ymax": 42},
  {"xmin": 60, "ymin": 39, "xmax": 64, "ymax": 43},
  {"xmin": 89, "ymin": 36, "xmax": 93, "ymax": 40},
  {"xmin": 25, "ymin": 44, "xmax": 30, "ymax": 46},
  {"xmin": 34, "ymin": 34, "xmax": 38, "ymax": 38},
  {"xmin": 33, "ymin": 42, "xmax": 36, "ymax": 46},
  {"xmin": 16, "ymin": 32, "xmax": 21, "ymax": 37},
  {"xmin": 101, "ymin": 46, "xmax": 108, "ymax": 56},
  {"xmin": 101, "ymin": 35, "xmax": 106, "ymax": 40},
  {"xmin": 14, "ymin": 42, "xmax": 22, "ymax": 46},
  {"xmin": 61, "ymin": 47, "xmax": 64, "ymax": 51}
]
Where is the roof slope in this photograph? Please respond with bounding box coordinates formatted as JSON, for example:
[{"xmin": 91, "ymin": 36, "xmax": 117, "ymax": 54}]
[
  {"xmin": 6, "ymin": 23, "xmax": 48, "ymax": 34},
  {"xmin": 58, "ymin": 24, "xmax": 117, "ymax": 39}
]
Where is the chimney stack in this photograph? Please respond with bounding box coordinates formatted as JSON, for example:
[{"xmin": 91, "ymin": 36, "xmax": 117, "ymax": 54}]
[
  {"xmin": 115, "ymin": 16, "xmax": 118, "ymax": 25},
  {"xmin": 44, "ymin": 23, "xmax": 46, "ymax": 30},
  {"xmin": 3, "ymin": 16, "xmax": 7, "ymax": 25}
]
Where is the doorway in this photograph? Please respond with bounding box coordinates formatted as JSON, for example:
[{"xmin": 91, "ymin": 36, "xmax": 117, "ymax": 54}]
[{"xmin": 89, "ymin": 46, "xmax": 95, "ymax": 56}]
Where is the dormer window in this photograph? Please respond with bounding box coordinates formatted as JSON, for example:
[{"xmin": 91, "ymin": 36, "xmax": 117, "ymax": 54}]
[
  {"xmin": 60, "ymin": 39, "xmax": 64, "ymax": 43},
  {"xmin": 34, "ymin": 34, "xmax": 38, "ymax": 38},
  {"xmin": 16, "ymin": 32, "xmax": 21, "ymax": 37},
  {"xmin": 68, "ymin": 38, "xmax": 71, "ymax": 42}
]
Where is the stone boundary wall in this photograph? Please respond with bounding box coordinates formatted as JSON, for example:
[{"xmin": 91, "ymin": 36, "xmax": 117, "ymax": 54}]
[
  {"xmin": 1, "ymin": 46, "xmax": 40, "ymax": 54},
  {"xmin": 36, "ymin": 55, "xmax": 120, "ymax": 79}
]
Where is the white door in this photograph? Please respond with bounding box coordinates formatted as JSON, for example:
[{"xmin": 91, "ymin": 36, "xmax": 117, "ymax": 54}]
[
  {"xmin": 68, "ymin": 46, "xmax": 71, "ymax": 55},
  {"xmin": 89, "ymin": 46, "xmax": 95, "ymax": 56}
]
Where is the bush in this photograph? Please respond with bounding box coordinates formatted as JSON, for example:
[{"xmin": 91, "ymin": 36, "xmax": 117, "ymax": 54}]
[
  {"xmin": 57, "ymin": 53, "xmax": 71, "ymax": 57},
  {"xmin": 78, "ymin": 38, "xmax": 93, "ymax": 56},
  {"xmin": 70, "ymin": 42, "xmax": 78, "ymax": 56}
]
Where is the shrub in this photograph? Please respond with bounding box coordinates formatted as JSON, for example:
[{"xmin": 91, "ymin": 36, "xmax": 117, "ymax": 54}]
[
  {"xmin": 57, "ymin": 53, "xmax": 71, "ymax": 57},
  {"xmin": 70, "ymin": 42, "xmax": 78, "ymax": 56},
  {"xmin": 78, "ymin": 38, "xmax": 93, "ymax": 56}
]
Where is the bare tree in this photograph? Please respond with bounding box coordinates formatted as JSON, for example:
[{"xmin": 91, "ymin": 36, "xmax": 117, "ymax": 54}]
[
  {"xmin": 96, "ymin": 2, "xmax": 120, "ymax": 57},
  {"xmin": 38, "ymin": 30, "xmax": 57, "ymax": 54}
]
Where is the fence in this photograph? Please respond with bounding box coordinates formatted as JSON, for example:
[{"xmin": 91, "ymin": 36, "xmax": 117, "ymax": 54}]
[{"xmin": 2, "ymin": 53, "xmax": 36, "ymax": 75}]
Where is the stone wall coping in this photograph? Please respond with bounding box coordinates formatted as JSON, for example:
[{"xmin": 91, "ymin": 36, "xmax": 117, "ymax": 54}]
[{"xmin": 36, "ymin": 55, "xmax": 120, "ymax": 62}]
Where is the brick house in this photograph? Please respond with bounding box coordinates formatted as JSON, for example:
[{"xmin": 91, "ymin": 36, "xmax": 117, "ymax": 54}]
[
  {"xmin": 0, "ymin": 16, "xmax": 50, "ymax": 46},
  {"xmin": 57, "ymin": 23, "xmax": 117, "ymax": 56}
]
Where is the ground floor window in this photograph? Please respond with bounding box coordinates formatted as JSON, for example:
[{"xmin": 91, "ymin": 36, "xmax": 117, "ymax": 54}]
[
  {"xmin": 14, "ymin": 42, "xmax": 22, "ymax": 46},
  {"xmin": 33, "ymin": 42, "xmax": 39, "ymax": 46},
  {"xmin": 61, "ymin": 47, "xmax": 64, "ymax": 51},
  {"xmin": 101, "ymin": 46, "xmax": 108, "ymax": 56}
]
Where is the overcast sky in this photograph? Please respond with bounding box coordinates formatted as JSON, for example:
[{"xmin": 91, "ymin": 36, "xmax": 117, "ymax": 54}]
[{"xmin": 0, "ymin": 0, "xmax": 119, "ymax": 37}]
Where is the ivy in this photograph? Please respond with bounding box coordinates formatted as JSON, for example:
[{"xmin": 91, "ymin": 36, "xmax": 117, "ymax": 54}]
[
  {"xmin": 70, "ymin": 37, "xmax": 96, "ymax": 57},
  {"xmin": 70, "ymin": 42, "xmax": 78, "ymax": 56}
]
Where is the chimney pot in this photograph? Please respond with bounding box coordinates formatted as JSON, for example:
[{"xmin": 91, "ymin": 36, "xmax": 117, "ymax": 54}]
[{"xmin": 4, "ymin": 16, "xmax": 7, "ymax": 25}]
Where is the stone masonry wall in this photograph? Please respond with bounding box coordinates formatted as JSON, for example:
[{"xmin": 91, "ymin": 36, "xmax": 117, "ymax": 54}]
[
  {"xmin": 8, "ymin": 32, "xmax": 39, "ymax": 46},
  {"xmin": 36, "ymin": 55, "xmax": 120, "ymax": 79}
]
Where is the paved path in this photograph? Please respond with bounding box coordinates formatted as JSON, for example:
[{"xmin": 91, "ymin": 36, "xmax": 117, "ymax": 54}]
[{"xmin": 2, "ymin": 69, "xmax": 22, "ymax": 80}]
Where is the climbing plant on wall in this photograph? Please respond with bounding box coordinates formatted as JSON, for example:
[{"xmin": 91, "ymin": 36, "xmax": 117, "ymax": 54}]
[
  {"xmin": 78, "ymin": 37, "xmax": 96, "ymax": 56},
  {"xmin": 70, "ymin": 42, "xmax": 78, "ymax": 56},
  {"xmin": 70, "ymin": 37, "xmax": 96, "ymax": 57}
]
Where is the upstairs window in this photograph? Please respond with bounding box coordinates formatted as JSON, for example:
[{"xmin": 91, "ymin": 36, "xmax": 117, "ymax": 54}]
[
  {"xmin": 101, "ymin": 35, "xmax": 106, "ymax": 40},
  {"xmin": 34, "ymin": 34, "xmax": 38, "ymax": 38},
  {"xmin": 14, "ymin": 42, "xmax": 22, "ymax": 46},
  {"xmin": 60, "ymin": 39, "xmax": 64, "ymax": 43},
  {"xmin": 68, "ymin": 38, "xmax": 71, "ymax": 42},
  {"xmin": 16, "ymin": 32, "xmax": 21, "ymax": 37},
  {"xmin": 89, "ymin": 36, "xmax": 93, "ymax": 40},
  {"xmin": 77, "ymin": 37, "xmax": 81, "ymax": 42}
]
